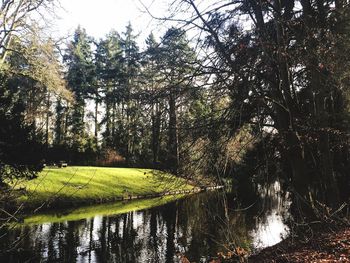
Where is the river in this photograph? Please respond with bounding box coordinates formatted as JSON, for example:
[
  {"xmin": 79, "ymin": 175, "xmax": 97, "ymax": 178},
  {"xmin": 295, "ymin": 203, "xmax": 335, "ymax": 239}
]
[{"xmin": 0, "ymin": 182, "xmax": 289, "ymax": 262}]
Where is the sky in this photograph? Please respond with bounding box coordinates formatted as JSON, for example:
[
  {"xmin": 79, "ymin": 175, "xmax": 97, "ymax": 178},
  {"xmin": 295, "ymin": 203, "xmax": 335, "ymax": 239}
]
[
  {"xmin": 52, "ymin": 0, "xmax": 170, "ymax": 42},
  {"xmin": 49, "ymin": 0, "xmax": 226, "ymax": 48}
]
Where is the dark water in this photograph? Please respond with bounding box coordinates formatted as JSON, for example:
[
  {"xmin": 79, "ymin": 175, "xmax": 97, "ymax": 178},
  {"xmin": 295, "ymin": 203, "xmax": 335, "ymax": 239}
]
[{"xmin": 0, "ymin": 182, "xmax": 289, "ymax": 263}]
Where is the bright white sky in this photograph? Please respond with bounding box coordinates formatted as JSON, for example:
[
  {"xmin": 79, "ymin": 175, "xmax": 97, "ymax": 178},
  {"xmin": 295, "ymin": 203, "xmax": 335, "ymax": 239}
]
[
  {"xmin": 50, "ymin": 0, "xmax": 228, "ymax": 47},
  {"xmin": 53, "ymin": 0, "xmax": 170, "ymax": 42}
]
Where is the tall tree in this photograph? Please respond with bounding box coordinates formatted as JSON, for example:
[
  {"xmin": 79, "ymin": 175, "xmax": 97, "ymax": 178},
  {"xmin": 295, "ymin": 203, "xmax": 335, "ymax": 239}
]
[
  {"xmin": 164, "ymin": 0, "xmax": 350, "ymax": 210},
  {"xmin": 158, "ymin": 27, "xmax": 198, "ymax": 174},
  {"xmin": 64, "ymin": 26, "xmax": 96, "ymax": 154},
  {"xmin": 143, "ymin": 33, "xmax": 163, "ymax": 165},
  {"xmin": 95, "ymin": 31, "xmax": 123, "ymax": 149},
  {"xmin": 0, "ymin": 22, "xmax": 70, "ymax": 180},
  {"xmin": 119, "ymin": 23, "xmax": 141, "ymax": 163}
]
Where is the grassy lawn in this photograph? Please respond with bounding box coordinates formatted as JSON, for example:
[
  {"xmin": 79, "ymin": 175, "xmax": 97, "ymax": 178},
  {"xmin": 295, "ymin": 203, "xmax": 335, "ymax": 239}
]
[{"xmin": 14, "ymin": 166, "xmax": 193, "ymax": 209}]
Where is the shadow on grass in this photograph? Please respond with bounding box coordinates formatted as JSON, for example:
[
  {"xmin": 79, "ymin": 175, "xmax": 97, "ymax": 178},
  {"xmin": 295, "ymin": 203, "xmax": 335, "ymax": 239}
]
[{"xmin": 144, "ymin": 169, "xmax": 194, "ymax": 192}]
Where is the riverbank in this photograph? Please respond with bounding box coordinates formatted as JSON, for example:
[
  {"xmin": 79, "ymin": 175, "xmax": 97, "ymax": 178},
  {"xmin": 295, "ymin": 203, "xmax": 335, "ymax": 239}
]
[
  {"xmin": 9, "ymin": 166, "xmax": 194, "ymax": 211},
  {"xmin": 249, "ymin": 224, "xmax": 350, "ymax": 262},
  {"xmin": 16, "ymin": 195, "xmax": 187, "ymax": 225}
]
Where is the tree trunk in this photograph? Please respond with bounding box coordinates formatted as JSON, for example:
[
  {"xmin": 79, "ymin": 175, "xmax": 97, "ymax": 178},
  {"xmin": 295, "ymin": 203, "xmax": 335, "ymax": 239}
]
[
  {"xmin": 45, "ymin": 92, "xmax": 50, "ymax": 147},
  {"xmin": 105, "ymin": 95, "xmax": 111, "ymax": 146},
  {"xmin": 94, "ymin": 90, "xmax": 99, "ymax": 148},
  {"xmin": 272, "ymin": 2, "xmax": 312, "ymax": 214},
  {"xmin": 320, "ymin": 131, "xmax": 340, "ymax": 206},
  {"xmin": 168, "ymin": 92, "xmax": 179, "ymax": 174},
  {"xmin": 152, "ymin": 103, "xmax": 161, "ymax": 165}
]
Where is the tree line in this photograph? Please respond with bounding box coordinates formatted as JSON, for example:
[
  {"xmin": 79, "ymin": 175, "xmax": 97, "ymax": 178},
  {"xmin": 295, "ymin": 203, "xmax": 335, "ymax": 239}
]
[
  {"xmin": 0, "ymin": 3, "xmax": 215, "ymax": 180},
  {"xmin": 54, "ymin": 24, "xmax": 205, "ymax": 175},
  {"xmin": 1, "ymin": 0, "xmax": 350, "ymax": 217}
]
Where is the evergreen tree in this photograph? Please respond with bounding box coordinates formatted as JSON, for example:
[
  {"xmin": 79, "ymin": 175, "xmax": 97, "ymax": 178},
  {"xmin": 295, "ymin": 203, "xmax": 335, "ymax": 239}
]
[
  {"xmin": 64, "ymin": 27, "xmax": 96, "ymax": 157},
  {"xmin": 158, "ymin": 27, "xmax": 198, "ymax": 174},
  {"xmin": 143, "ymin": 33, "xmax": 164, "ymax": 165},
  {"xmin": 119, "ymin": 23, "xmax": 141, "ymax": 164},
  {"xmin": 0, "ymin": 25, "xmax": 69, "ymax": 180},
  {"xmin": 95, "ymin": 31, "xmax": 123, "ymax": 149}
]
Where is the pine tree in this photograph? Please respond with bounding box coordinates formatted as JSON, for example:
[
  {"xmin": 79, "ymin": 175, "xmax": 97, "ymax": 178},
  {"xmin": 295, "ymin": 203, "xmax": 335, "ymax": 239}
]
[
  {"xmin": 119, "ymin": 23, "xmax": 141, "ymax": 163},
  {"xmin": 64, "ymin": 27, "xmax": 95, "ymax": 154},
  {"xmin": 143, "ymin": 33, "xmax": 163, "ymax": 165},
  {"xmin": 158, "ymin": 27, "xmax": 197, "ymax": 174},
  {"xmin": 95, "ymin": 31, "xmax": 123, "ymax": 149}
]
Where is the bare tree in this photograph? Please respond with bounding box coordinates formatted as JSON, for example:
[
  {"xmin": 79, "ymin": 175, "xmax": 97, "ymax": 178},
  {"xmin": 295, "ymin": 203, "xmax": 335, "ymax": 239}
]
[
  {"xmin": 0, "ymin": 0, "xmax": 57, "ymax": 64},
  {"xmin": 142, "ymin": 0, "xmax": 350, "ymax": 214}
]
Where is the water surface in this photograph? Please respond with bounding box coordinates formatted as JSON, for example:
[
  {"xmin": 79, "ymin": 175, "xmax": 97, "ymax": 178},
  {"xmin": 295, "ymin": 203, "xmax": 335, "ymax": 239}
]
[{"xmin": 0, "ymin": 186, "xmax": 289, "ymax": 262}]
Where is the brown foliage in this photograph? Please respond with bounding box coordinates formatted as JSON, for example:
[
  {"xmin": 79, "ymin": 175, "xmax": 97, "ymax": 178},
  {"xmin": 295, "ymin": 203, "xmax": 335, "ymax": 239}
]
[
  {"xmin": 249, "ymin": 226, "xmax": 350, "ymax": 263},
  {"xmin": 96, "ymin": 148, "xmax": 125, "ymax": 166}
]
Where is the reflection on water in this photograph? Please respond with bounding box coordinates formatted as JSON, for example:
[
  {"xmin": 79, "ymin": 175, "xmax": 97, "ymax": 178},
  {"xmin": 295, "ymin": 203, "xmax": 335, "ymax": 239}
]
[
  {"xmin": 250, "ymin": 181, "xmax": 290, "ymax": 250},
  {"xmin": 251, "ymin": 209, "xmax": 289, "ymax": 249},
  {"xmin": 0, "ymin": 182, "xmax": 289, "ymax": 263}
]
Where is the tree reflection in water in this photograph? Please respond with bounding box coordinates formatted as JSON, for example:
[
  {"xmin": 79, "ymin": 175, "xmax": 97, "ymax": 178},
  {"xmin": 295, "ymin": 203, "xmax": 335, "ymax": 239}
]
[{"xmin": 0, "ymin": 184, "xmax": 289, "ymax": 262}]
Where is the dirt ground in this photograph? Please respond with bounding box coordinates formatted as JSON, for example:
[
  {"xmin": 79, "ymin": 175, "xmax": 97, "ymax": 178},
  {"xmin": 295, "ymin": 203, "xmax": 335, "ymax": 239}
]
[{"xmin": 248, "ymin": 225, "xmax": 350, "ymax": 262}]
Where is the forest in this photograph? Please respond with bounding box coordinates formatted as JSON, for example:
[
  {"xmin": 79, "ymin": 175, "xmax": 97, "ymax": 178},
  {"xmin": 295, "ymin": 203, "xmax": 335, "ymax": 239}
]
[{"xmin": 1, "ymin": 0, "xmax": 350, "ymax": 262}]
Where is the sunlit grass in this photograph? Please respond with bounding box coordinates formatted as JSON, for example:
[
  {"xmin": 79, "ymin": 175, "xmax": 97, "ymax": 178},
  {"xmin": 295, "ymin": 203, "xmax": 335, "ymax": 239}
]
[
  {"xmin": 21, "ymin": 195, "xmax": 184, "ymax": 225},
  {"xmin": 14, "ymin": 166, "xmax": 193, "ymax": 208}
]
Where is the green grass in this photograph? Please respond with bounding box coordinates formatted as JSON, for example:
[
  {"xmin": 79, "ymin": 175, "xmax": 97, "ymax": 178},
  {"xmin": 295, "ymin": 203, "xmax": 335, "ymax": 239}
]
[
  {"xmin": 14, "ymin": 166, "xmax": 193, "ymax": 209},
  {"xmin": 20, "ymin": 195, "xmax": 184, "ymax": 225}
]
